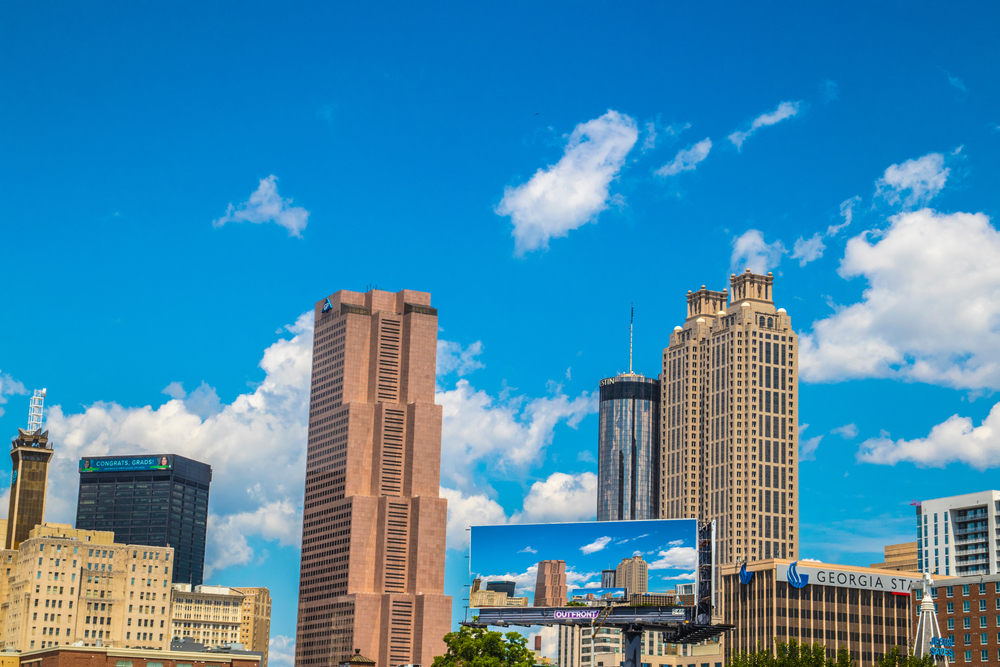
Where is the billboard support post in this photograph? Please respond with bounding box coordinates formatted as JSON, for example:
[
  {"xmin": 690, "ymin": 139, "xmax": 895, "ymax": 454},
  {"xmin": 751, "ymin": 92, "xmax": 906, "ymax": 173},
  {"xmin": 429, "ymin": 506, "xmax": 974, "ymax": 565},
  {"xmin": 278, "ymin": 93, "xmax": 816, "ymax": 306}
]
[
  {"xmin": 696, "ymin": 520, "xmax": 714, "ymax": 624},
  {"xmin": 623, "ymin": 623, "xmax": 643, "ymax": 667}
]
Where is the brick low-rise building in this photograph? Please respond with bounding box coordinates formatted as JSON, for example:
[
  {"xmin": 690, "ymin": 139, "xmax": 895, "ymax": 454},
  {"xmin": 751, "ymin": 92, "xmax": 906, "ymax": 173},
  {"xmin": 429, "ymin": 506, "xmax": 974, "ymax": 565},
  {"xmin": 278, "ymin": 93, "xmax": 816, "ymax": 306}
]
[
  {"xmin": 722, "ymin": 559, "xmax": 927, "ymax": 667},
  {"xmin": 914, "ymin": 573, "xmax": 1000, "ymax": 667},
  {"xmin": 14, "ymin": 644, "xmax": 261, "ymax": 667}
]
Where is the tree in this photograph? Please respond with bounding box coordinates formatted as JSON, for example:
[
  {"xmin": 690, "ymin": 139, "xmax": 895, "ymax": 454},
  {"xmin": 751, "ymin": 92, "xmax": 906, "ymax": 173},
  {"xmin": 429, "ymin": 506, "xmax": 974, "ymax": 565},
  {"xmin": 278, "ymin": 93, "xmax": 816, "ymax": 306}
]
[
  {"xmin": 432, "ymin": 625, "xmax": 536, "ymax": 667},
  {"xmin": 729, "ymin": 641, "xmax": 936, "ymax": 667}
]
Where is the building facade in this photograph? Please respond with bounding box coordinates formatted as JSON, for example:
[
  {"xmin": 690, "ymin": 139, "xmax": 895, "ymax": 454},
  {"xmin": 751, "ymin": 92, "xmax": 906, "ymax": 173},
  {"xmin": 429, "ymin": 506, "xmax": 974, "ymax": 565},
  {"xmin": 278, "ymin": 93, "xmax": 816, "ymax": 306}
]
[
  {"xmin": 6, "ymin": 428, "xmax": 54, "ymax": 550},
  {"xmin": 169, "ymin": 584, "xmax": 243, "ymax": 647},
  {"xmin": 14, "ymin": 644, "xmax": 261, "ymax": 667},
  {"xmin": 533, "ymin": 560, "xmax": 568, "ymax": 607},
  {"xmin": 294, "ymin": 289, "xmax": 451, "ymax": 667},
  {"xmin": 76, "ymin": 454, "xmax": 212, "ymax": 586},
  {"xmin": 597, "ymin": 374, "xmax": 660, "ymax": 521},
  {"xmin": 917, "ymin": 492, "xmax": 1000, "ymax": 577},
  {"xmin": 486, "ymin": 581, "xmax": 516, "ymax": 596},
  {"xmin": 0, "ymin": 524, "xmax": 174, "ymax": 652},
  {"xmin": 915, "ymin": 572, "xmax": 1000, "ymax": 667},
  {"xmin": 615, "ymin": 556, "xmax": 648, "ymax": 595},
  {"xmin": 871, "ymin": 542, "xmax": 919, "ymax": 572},
  {"xmin": 557, "ymin": 625, "xmax": 722, "ymax": 667},
  {"xmin": 722, "ymin": 559, "xmax": 921, "ymax": 667},
  {"xmin": 233, "ymin": 587, "xmax": 272, "ymax": 667},
  {"xmin": 661, "ymin": 271, "xmax": 800, "ymax": 570}
]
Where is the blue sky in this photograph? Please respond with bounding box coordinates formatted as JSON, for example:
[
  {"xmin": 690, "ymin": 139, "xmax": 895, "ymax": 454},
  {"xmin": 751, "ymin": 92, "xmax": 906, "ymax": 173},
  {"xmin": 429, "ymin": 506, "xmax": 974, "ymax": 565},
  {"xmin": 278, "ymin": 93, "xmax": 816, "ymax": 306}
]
[
  {"xmin": 2, "ymin": 1, "xmax": 1000, "ymax": 661},
  {"xmin": 469, "ymin": 519, "xmax": 697, "ymax": 597}
]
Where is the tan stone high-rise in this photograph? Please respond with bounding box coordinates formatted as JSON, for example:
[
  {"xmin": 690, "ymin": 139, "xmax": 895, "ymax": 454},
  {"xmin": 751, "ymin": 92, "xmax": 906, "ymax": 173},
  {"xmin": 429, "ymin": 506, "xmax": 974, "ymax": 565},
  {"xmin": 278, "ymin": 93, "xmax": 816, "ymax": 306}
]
[
  {"xmin": 614, "ymin": 555, "xmax": 648, "ymax": 595},
  {"xmin": 661, "ymin": 270, "xmax": 799, "ymax": 569},
  {"xmin": 233, "ymin": 587, "xmax": 271, "ymax": 667},
  {"xmin": 295, "ymin": 289, "xmax": 451, "ymax": 667}
]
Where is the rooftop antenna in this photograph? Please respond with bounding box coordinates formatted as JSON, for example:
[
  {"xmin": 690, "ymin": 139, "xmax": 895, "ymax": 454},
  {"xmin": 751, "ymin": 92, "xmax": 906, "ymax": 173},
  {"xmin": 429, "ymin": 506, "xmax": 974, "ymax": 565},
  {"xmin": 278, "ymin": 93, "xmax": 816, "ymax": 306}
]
[
  {"xmin": 27, "ymin": 388, "xmax": 46, "ymax": 433},
  {"xmin": 629, "ymin": 303, "xmax": 634, "ymax": 374}
]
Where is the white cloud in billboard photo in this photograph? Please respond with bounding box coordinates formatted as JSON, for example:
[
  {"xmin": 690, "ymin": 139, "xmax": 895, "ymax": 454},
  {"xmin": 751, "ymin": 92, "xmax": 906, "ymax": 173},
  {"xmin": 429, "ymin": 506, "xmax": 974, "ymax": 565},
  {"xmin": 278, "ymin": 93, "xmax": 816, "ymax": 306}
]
[{"xmin": 580, "ymin": 536, "xmax": 613, "ymax": 554}]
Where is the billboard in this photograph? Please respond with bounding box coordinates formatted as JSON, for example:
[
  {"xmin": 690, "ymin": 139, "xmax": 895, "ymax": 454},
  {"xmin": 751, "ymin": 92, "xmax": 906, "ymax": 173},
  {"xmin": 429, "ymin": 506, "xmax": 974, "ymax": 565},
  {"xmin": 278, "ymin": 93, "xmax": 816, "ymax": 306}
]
[
  {"xmin": 79, "ymin": 455, "xmax": 173, "ymax": 473},
  {"xmin": 470, "ymin": 519, "xmax": 697, "ymax": 607}
]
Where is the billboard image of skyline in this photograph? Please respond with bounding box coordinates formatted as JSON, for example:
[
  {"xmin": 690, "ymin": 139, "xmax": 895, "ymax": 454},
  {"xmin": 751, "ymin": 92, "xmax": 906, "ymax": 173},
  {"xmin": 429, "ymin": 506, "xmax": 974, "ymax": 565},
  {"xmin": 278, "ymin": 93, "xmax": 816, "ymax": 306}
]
[{"xmin": 470, "ymin": 519, "xmax": 697, "ymax": 603}]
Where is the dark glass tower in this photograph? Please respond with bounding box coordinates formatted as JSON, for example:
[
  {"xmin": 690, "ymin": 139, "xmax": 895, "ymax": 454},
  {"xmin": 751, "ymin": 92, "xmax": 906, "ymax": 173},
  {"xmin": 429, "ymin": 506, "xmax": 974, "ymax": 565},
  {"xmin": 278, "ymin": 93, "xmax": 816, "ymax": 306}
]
[
  {"xmin": 75, "ymin": 454, "xmax": 212, "ymax": 585},
  {"xmin": 596, "ymin": 374, "xmax": 660, "ymax": 521}
]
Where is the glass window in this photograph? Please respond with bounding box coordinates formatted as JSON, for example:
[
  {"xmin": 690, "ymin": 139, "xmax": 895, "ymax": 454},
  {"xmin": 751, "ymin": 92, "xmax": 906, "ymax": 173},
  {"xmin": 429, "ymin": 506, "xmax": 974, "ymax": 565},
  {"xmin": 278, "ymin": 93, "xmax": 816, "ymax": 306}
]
[
  {"xmin": 965, "ymin": 602, "xmax": 971, "ymax": 613},
  {"xmin": 964, "ymin": 585, "xmax": 970, "ymax": 596},
  {"xmin": 965, "ymin": 618, "xmax": 972, "ymax": 630},
  {"xmin": 949, "ymin": 602, "xmax": 955, "ymax": 613},
  {"xmin": 965, "ymin": 634, "xmax": 972, "ymax": 645},
  {"xmin": 982, "ymin": 601, "xmax": 988, "ymax": 611},
  {"xmin": 116, "ymin": 662, "xmax": 133, "ymax": 667}
]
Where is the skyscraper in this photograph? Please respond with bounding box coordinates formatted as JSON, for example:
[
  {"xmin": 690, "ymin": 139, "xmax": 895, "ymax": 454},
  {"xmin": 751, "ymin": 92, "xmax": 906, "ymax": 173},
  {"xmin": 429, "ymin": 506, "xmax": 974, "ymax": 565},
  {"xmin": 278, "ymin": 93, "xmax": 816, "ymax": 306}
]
[
  {"xmin": 915, "ymin": 491, "xmax": 1000, "ymax": 576},
  {"xmin": 614, "ymin": 555, "xmax": 648, "ymax": 595},
  {"xmin": 76, "ymin": 454, "xmax": 212, "ymax": 585},
  {"xmin": 294, "ymin": 289, "xmax": 450, "ymax": 667},
  {"xmin": 533, "ymin": 560, "xmax": 568, "ymax": 607},
  {"xmin": 661, "ymin": 270, "xmax": 799, "ymax": 568},
  {"xmin": 596, "ymin": 374, "xmax": 660, "ymax": 521},
  {"xmin": 486, "ymin": 581, "xmax": 516, "ymax": 597},
  {"xmin": 5, "ymin": 427, "xmax": 54, "ymax": 550}
]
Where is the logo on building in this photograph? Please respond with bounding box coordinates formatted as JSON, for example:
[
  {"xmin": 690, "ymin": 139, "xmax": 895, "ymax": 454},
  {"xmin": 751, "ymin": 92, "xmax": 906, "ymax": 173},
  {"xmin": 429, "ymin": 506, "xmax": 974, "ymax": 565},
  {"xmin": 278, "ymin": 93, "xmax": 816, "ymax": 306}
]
[
  {"xmin": 322, "ymin": 298, "xmax": 334, "ymax": 312},
  {"xmin": 787, "ymin": 561, "xmax": 809, "ymax": 589},
  {"xmin": 739, "ymin": 562, "xmax": 753, "ymax": 585}
]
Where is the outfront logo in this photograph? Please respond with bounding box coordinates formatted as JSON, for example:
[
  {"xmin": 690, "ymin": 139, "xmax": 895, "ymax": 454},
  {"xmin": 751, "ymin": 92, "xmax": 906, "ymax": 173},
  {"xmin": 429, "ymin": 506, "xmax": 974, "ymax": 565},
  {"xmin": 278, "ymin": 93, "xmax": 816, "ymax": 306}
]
[
  {"xmin": 739, "ymin": 562, "xmax": 754, "ymax": 585},
  {"xmin": 787, "ymin": 561, "xmax": 809, "ymax": 589}
]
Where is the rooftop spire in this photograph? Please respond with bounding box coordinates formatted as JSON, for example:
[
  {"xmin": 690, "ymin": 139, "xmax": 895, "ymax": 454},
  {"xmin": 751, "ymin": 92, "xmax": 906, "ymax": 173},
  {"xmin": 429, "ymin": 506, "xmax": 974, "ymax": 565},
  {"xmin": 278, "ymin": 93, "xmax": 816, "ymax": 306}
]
[
  {"xmin": 27, "ymin": 388, "xmax": 45, "ymax": 433},
  {"xmin": 629, "ymin": 303, "xmax": 633, "ymax": 374}
]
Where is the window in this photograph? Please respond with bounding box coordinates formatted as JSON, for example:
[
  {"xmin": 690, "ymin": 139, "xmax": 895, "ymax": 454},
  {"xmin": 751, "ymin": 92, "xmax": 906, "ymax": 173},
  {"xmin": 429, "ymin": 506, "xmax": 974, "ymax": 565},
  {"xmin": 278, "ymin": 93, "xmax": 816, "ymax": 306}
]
[
  {"xmin": 980, "ymin": 584, "xmax": 987, "ymax": 595},
  {"xmin": 965, "ymin": 619, "xmax": 972, "ymax": 630},
  {"xmin": 949, "ymin": 620, "xmax": 955, "ymax": 630},
  {"xmin": 984, "ymin": 651, "xmax": 990, "ymax": 662},
  {"xmin": 965, "ymin": 602, "xmax": 971, "ymax": 613},
  {"xmin": 983, "ymin": 634, "xmax": 989, "ymax": 645},
  {"xmin": 964, "ymin": 585, "xmax": 970, "ymax": 596},
  {"xmin": 116, "ymin": 662, "xmax": 133, "ymax": 667},
  {"xmin": 965, "ymin": 634, "xmax": 972, "ymax": 645},
  {"xmin": 981, "ymin": 600, "xmax": 988, "ymax": 611},
  {"xmin": 949, "ymin": 602, "xmax": 955, "ymax": 613},
  {"xmin": 982, "ymin": 617, "xmax": 989, "ymax": 628}
]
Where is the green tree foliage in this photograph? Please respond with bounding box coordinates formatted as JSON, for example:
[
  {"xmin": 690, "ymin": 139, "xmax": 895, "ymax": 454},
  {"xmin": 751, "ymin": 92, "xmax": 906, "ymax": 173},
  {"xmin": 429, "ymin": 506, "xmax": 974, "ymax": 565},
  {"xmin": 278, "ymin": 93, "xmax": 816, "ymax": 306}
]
[
  {"xmin": 432, "ymin": 626, "xmax": 536, "ymax": 667},
  {"xmin": 728, "ymin": 640, "xmax": 934, "ymax": 667}
]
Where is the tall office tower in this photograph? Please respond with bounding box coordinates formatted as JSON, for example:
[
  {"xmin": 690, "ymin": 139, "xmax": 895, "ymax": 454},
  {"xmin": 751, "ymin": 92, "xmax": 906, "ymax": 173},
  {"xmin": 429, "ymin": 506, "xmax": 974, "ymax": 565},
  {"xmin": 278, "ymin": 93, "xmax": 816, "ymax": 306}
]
[
  {"xmin": 76, "ymin": 454, "xmax": 212, "ymax": 585},
  {"xmin": 6, "ymin": 427, "xmax": 54, "ymax": 550},
  {"xmin": 596, "ymin": 374, "xmax": 660, "ymax": 521},
  {"xmin": 485, "ymin": 581, "xmax": 516, "ymax": 597},
  {"xmin": 614, "ymin": 555, "xmax": 648, "ymax": 595},
  {"xmin": 234, "ymin": 587, "xmax": 273, "ymax": 667},
  {"xmin": 661, "ymin": 270, "xmax": 799, "ymax": 568},
  {"xmin": 916, "ymin": 491, "xmax": 1000, "ymax": 576},
  {"xmin": 533, "ymin": 560, "xmax": 568, "ymax": 607},
  {"xmin": 294, "ymin": 289, "xmax": 451, "ymax": 667},
  {"xmin": 601, "ymin": 569, "xmax": 616, "ymax": 588}
]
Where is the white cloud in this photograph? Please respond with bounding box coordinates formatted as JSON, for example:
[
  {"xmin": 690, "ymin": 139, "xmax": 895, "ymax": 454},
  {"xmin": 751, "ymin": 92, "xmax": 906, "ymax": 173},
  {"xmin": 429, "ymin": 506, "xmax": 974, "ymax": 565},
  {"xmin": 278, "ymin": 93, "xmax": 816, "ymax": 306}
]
[
  {"xmin": 832, "ymin": 423, "xmax": 859, "ymax": 439},
  {"xmin": 800, "ymin": 435, "xmax": 822, "ymax": 462},
  {"xmin": 827, "ymin": 195, "xmax": 861, "ymax": 236},
  {"xmin": 728, "ymin": 101, "xmax": 802, "ymax": 150},
  {"xmin": 791, "ymin": 232, "xmax": 826, "ymax": 266},
  {"xmin": 875, "ymin": 152, "xmax": 949, "ymax": 208},
  {"xmin": 648, "ymin": 546, "xmax": 697, "ymax": 570},
  {"xmin": 666, "ymin": 539, "xmax": 683, "ymax": 547},
  {"xmin": 269, "ymin": 635, "xmax": 296, "ymax": 667},
  {"xmin": 495, "ymin": 110, "xmax": 638, "ymax": 255},
  {"xmin": 518, "ymin": 546, "xmax": 538, "ymax": 554},
  {"xmin": 730, "ymin": 229, "xmax": 786, "ymax": 274},
  {"xmin": 436, "ymin": 340, "xmax": 485, "ymax": 377},
  {"xmin": 659, "ymin": 571, "xmax": 697, "ymax": 581},
  {"xmin": 441, "ymin": 486, "xmax": 508, "ymax": 552},
  {"xmin": 641, "ymin": 122, "xmax": 657, "ymax": 153},
  {"xmin": 799, "ymin": 209, "xmax": 1000, "ymax": 390},
  {"xmin": 42, "ymin": 311, "xmax": 314, "ymax": 569},
  {"xmin": 580, "ymin": 536, "xmax": 612, "ymax": 555},
  {"xmin": 513, "ymin": 472, "xmax": 597, "ymax": 524},
  {"xmin": 437, "ymin": 379, "xmax": 597, "ymax": 489},
  {"xmin": 0, "ymin": 370, "xmax": 28, "ymax": 418},
  {"xmin": 856, "ymin": 402, "xmax": 1000, "ymax": 470},
  {"xmin": 655, "ymin": 138, "xmax": 712, "ymax": 177},
  {"xmin": 213, "ymin": 175, "xmax": 310, "ymax": 238}
]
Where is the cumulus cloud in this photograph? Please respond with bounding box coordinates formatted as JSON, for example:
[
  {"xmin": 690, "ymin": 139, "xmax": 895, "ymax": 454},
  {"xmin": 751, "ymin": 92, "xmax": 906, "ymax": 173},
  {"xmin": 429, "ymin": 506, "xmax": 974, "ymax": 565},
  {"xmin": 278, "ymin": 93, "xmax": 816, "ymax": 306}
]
[
  {"xmin": 213, "ymin": 175, "xmax": 310, "ymax": 238},
  {"xmin": 0, "ymin": 370, "xmax": 28, "ymax": 418},
  {"xmin": 495, "ymin": 110, "xmax": 638, "ymax": 255},
  {"xmin": 43, "ymin": 311, "xmax": 314, "ymax": 568},
  {"xmin": 800, "ymin": 436, "xmax": 822, "ymax": 462},
  {"xmin": 580, "ymin": 536, "xmax": 613, "ymax": 554},
  {"xmin": 728, "ymin": 101, "xmax": 802, "ymax": 150},
  {"xmin": 269, "ymin": 635, "xmax": 296, "ymax": 667},
  {"xmin": 730, "ymin": 229, "xmax": 786, "ymax": 274},
  {"xmin": 437, "ymin": 340, "xmax": 485, "ymax": 377},
  {"xmin": 832, "ymin": 423, "xmax": 859, "ymax": 439},
  {"xmin": 655, "ymin": 138, "xmax": 712, "ymax": 177},
  {"xmin": 791, "ymin": 233, "xmax": 826, "ymax": 266},
  {"xmin": 518, "ymin": 546, "xmax": 538, "ymax": 554},
  {"xmin": 875, "ymin": 153, "xmax": 949, "ymax": 208},
  {"xmin": 648, "ymin": 546, "xmax": 697, "ymax": 570},
  {"xmin": 799, "ymin": 209, "xmax": 1000, "ymax": 390},
  {"xmin": 856, "ymin": 402, "xmax": 1000, "ymax": 470},
  {"xmin": 660, "ymin": 571, "xmax": 697, "ymax": 581},
  {"xmin": 440, "ymin": 472, "xmax": 597, "ymax": 553},
  {"xmin": 827, "ymin": 196, "xmax": 862, "ymax": 236},
  {"xmin": 437, "ymin": 379, "xmax": 597, "ymax": 489}
]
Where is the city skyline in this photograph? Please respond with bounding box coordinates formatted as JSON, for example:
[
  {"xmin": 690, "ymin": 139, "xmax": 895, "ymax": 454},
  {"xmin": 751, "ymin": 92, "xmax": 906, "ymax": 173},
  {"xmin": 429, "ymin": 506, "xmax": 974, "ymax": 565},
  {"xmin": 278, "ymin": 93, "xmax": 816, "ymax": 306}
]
[{"xmin": 2, "ymin": 2, "xmax": 1000, "ymax": 664}]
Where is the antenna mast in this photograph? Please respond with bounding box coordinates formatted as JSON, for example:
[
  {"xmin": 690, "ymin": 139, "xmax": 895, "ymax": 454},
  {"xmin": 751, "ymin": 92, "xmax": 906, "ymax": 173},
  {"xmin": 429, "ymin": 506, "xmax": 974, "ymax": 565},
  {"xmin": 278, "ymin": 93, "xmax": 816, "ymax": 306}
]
[
  {"xmin": 629, "ymin": 303, "xmax": 633, "ymax": 374},
  {"xmin": 28, "ymin": 388, "xmax": 46, "ymax": 433}
]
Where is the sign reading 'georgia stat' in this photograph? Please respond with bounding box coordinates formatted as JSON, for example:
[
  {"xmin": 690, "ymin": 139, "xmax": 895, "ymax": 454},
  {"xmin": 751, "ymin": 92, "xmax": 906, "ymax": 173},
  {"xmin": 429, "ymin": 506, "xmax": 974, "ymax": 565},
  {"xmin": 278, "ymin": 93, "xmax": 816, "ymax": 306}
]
[{"xmin": 776, "ymin": 562, "xmax": 923, "ymax": 593}]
